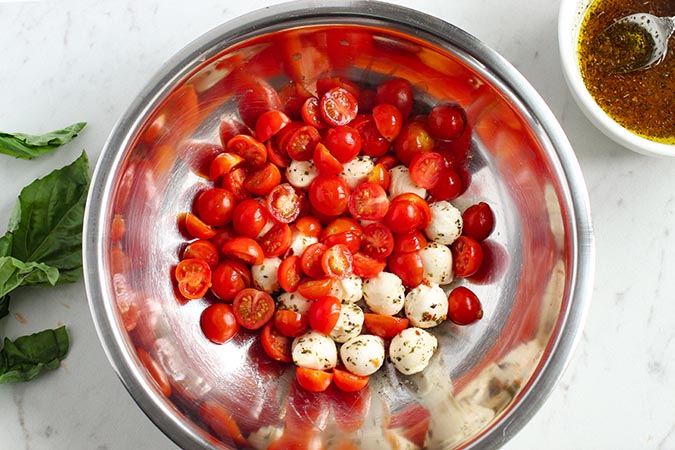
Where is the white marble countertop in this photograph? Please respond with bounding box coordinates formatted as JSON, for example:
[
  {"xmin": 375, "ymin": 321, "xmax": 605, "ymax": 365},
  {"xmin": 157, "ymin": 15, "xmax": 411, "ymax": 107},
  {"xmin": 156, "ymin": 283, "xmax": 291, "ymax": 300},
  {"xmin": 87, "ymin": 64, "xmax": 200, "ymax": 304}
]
[{"xmin": 1, "ymin": 1, "xmax": 674, "ymax": 449}]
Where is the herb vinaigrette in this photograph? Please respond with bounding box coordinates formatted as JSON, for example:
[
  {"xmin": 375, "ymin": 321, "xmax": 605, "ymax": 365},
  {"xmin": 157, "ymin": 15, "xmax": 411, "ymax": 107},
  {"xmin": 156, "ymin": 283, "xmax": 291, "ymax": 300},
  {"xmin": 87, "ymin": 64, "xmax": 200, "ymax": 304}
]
[{"xmin": 578, "ymin": 0, "xmax": 675, "ymax": 144}]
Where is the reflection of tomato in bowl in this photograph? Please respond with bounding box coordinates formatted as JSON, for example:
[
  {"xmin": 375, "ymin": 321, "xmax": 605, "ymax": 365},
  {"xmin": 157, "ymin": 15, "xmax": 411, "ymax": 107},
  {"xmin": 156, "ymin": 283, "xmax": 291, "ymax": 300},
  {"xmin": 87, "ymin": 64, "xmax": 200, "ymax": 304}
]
[{"xmin": 84, "ymin": 1, "xmax": 595, "ymax": 449}]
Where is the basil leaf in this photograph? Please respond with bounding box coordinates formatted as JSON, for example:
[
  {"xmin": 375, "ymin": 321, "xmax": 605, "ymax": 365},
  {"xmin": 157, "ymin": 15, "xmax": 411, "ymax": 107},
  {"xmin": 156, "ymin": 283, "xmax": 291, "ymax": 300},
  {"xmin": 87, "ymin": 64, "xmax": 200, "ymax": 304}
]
[
  {"xmin": 0, "ymin": 122, "xmax": 87, "ymax": 159},
  {"xmin": 0, "ymin": 256, "xmax": 60, "ymax": 298},
  {"xmin": 2, "ymin": 151, "xmax": 90, "ymax": 283},
  {"xmin": 0, "ymin": 326, "xmax": 69, "ymax": 383}
]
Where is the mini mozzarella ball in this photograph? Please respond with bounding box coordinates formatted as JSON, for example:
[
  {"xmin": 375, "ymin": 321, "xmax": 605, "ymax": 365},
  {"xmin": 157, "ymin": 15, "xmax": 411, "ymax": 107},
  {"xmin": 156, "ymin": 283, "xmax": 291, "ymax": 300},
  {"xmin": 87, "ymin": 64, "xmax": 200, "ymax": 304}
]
[
  {"xmin": 389, "ymin": 327, "xmax": 438, "ymax": 375},
  {"xmin": 362, "ymin": 271, "xmax": 405, "ymax": 316},
  {"xmin": 418, "ymin": 242, "xmax": 453, "ymax": 285},
  {"xmin": 329, "ymin": 274, "xmax": 363, "ymax": 303},
  {"xmin": 404, "ymin": 283, "xmax": 448, "ymax": 328},
  {"xmin": 289, "ymin": 229, "xmax": 319, "ymax": 256},
  {"xmin": 340, "ymin": 334, "xmax": 385, "ymax": 376},
  {"xmin": 286, "ymin": 159, "xmax": 318, "ymax": 189},
  {"xmin": 425, "ymin": 200, "xmax": 463, "ymax": 245},
  {"xmin": 292, "ymin": 330, "xmax": 338, "ymax": 370},
  {"xmin": 389, "ymin": 165, "xmax": 427, "ymax": 199},
  {"xmin": 251, "ymin": 257, "xmax": 282, "ymax": 293},
  {"xmin": 340, "ymin": 155, "xmax": 374, "ymax": 190},
  {"xmin": 329, "ymin": 302, "xmax": 365, "ymax": 343},
  {"xmin": 277, "ymin": 291, "xmax": 312, "ymax": 315}
]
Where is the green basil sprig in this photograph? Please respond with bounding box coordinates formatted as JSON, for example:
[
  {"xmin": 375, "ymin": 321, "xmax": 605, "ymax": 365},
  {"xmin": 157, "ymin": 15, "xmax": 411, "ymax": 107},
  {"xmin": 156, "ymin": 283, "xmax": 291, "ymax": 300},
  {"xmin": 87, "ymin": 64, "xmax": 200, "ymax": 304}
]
[{"xmin": 0, "ymin": 122, "xmax": 86, "ymax": 159}]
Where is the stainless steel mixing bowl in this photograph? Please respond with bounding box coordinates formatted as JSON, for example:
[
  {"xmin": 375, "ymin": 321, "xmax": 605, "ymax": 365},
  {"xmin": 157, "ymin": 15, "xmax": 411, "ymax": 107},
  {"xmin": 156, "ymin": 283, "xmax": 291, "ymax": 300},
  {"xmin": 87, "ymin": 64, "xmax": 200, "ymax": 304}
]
[{"xmin": 84, "ymin": 1, "xmax": 595, "ymax": 449}]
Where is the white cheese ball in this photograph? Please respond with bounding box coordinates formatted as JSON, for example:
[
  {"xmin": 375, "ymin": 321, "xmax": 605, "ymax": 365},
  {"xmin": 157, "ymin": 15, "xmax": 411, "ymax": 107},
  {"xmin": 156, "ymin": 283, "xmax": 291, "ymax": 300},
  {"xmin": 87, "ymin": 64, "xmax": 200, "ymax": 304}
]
[
  {"xmin": 329, "ymin": 302, "xmax": 365, "ymax": 343},
  {"xmin": 389, "ymin": 165, "xmax": 427, "ymax": 199},
  {"xmin": 329, "ymin": 274, "xmax": 363, "ymax": 303},
  {"xmin": 289, "ymin": 230, "xmax": 318, "ymax": 257},
  {"xmin": 340, "ymin": 334, "xmax": 385, "ymax": 376},
  {"xmin": 292, "ymin": 330, "xmax": 338, "ymax": 370},
  {"xmin": 277, "ymin": 292, "xmax": 312, "ymax": 315},
  {"xmin": 418, "ymin": 242, "xmax": 453, "ymax": 285},
  {"xmin": 404, "ymin": 283, "xmax": 448, "ymax": 328},
  {"xmin": 340, "ymin": 155, "xmax": 374, "ymax": 190},
  {"xmin": 424, "ymin": 200, "xmax": 463, "ymax": 245},
  {"xmin": 286, "ymin": 159, "xmax": 318, "ymax": 189},
  {"xmin": 389, "ymin": 327, "xmax": 438, "ymax": 375},
  {"xmin": 362, "ymin": 271, "xmax": 405, "ymax": 316},
  {"xmin": 251, "ymin": 257, "xmax": 282, "ymax": 293}
]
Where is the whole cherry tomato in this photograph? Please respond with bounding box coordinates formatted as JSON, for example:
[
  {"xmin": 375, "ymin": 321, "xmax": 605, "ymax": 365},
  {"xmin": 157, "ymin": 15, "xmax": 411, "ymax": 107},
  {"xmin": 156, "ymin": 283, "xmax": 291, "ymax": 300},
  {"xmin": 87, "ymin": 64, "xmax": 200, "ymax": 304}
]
[
  {"xmin": 428, "ymin": 103, "xmax": 467, "ymax": 141},
  {"xmin": 387, "ymin": 251, "xmax": 424, "ymax": 288},
  {"xmin": 324, "ymin": 125, "xmax": 362, "ymax": 163},
  {"xmin": 211, "ymin": 259, "xmax": 251, "ymax": 302},
  {"xmin": 376, "ymin": 78, "xmax": 414, "ymax": 119},
  {"xmin": 308, "ymin": 176, "xmax": 350, "ymax": 217},
  {"xmin": 200, "ymin": 303, "xmax": 240, "ymax": 344},
  {"xmin": 255, "ymin": 109, "xmax": 291, "ymax": 142},
  {"xmin": 447, "ymin": 286, "xmax": 483, "ymax": 325},
  {"xmin": 232, "ymin": 199, "xmax": 269, "ymax": 238},
  {"xmin": 462, "ymin": 202, "xmax": 495, "ymax": 241},
  {"xmin": 196, "ymin": 188, "xmax": 236, "ymax": 227},
  {"xmin": 274, "ymin": 310, "xmax": 309, "ymax": 338},
  {"xmin": 309, "ymin": 295, "xmax": 341, "ymax": 334}
]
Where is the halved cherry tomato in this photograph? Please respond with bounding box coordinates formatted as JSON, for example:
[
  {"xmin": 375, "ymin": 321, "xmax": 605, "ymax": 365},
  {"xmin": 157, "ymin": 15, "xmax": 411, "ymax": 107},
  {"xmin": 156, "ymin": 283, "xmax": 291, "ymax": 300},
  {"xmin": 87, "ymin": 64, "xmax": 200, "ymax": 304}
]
[
  {"xmin": 232, "ymin": 199, "xmax": 269, "ymax": 238},
  {"xmin": 211, "ymin": 259, "xmax": 251, "ymax": 301},
  {"xmin": 321, "ymin": 217, "xmax": 362, "ymax": 241},
  {"xmin": 256, "ymin": 109, "xmax": 291, "ymax": 142},
  {"xmin": 387, "ymin": 251, "xmax": 424, "ymax": 288},
  {"xmin": 462, "ymin": 202, "xmax": 495, "ymax": 241},
  {"xmin": 175, "ymin": 258, "xmax": 212, "ymax": 299},
  {"xmin": 274, "ymin": 309, "xmax": 309, "ymax": 337},
  {"xmin": 222, "ymin": 167, "xmax": 252, "ymax": 201},
  {"xmin": 351, "ymin": 114, "xmax": 389, "ymax": 158},
  {"xmin": 233, "ymin": 288, "xmax": 275, "ymax": 330},
  {"xmin": 393, "ymin": 230, "xmax": 428, "ymax": 253},
  {"xmin": 308, "ymin": 176, "xmax": 350, "ymax": 217},
  {"xmin": 428, "ymin": 167, "xmax": 463, "ymax": 201},
  {"xmin": 221, "ymin": 237, "xmax": 265, "ymax": 265},
  {"xmin": 447, "ymin": 286, "xmax": 483, "ymax": 325},
  {"xmin": 200, "ymin": 303, "xmax": 240, "ymax": 344},
  {"xmin": 259, "ymin": 222, "xmax": 292, "ymax": 257},
  {"xmin": 301, "ymin": 97, "xmax": 329, "ymax": 129},
  {"xmin": 324, "ymin": 125, "xmax": 362, "ymax": 163},
  {"xmin": 347, "ymin": 181, "xmax": 389, "ymax": 221},
  {"xmin": 393, "ymin": 120, "xmax": 435, "ymax": 165},
  {"xmin": 196, "ymin": 188, "xmax": 236, "ymax": 227},
  {"xmin": 237, "ymin": 78, "xmax": 283, "ymax": 128},
  {"xmin": 209, "ymin": 152, "xmax": 244, "ymax": 181},
  {"xmin": 366, "ymin": 163, "xmax": 391, "ymax": 190},
  {"xmin": 313, "ymin": 142, "xmax": 344, "ymax": 176},
  {"xmin": 227, "ymin": 134, "xmax": 267, "ymax": 168},
  {"xmin": 218, "ymin": 116, "xmax": 249, "ymax": 149},
  {"xmin": 267, "ymin": 183, "xmax": 301, "ymax": 223},
  {"xmin": 323, "ymin": 231, "xmax": 361, "ymax": 254},
  {"xmin": 285, "ymin": 124, "xmax": 321, "ymax": 161},
  {"xmin": 183, "ymin": 239, "xmax": 219, "ymax": 268},
  {"xmin": 320, "ymin": 87, "xmax": 358, "ymax": 127},
  {"xmin": 278, "ymin": 255, "xmax": 303, "ymax": 293},
  {"xmin": 309, "ymin": 295, "xmax": 341, "ymax": 334},
  {"xmin": 362, "ymin": 313, "xmax": 409, "ymax": 339},
  {"xmin": 372, "ymin": 103, "xmax": 403, "ymax": 141},
  {"xmin": 321, "ymin": 244, "xmax": 353, "ymax": 280},
  {"xmin": 409, "ymin": 151, "xmax": 445, "ymax": 189},
  {"xmin": 296, "ymin": 367, "xmax": 333, "ymax": 392},
  {"xmin": 376, "ymin": 154, "xmax": 398, "ymax": 169},
  {"xmin": 384, "ymin": 194, "xmax": 428, "ymax": 234},
  {"xmin": 244, "ymin": 162, "xmax": 281, "ymax": 196},
  {"xmin": 428, "ymin": 103, "xmax": 467, "ymax": 141},
  {"xmin": 332, "ymin": 367, "xmax": 369, "ymax": 392},
  {"xmin": 261, "ymin": 321, "xmax": 293, "ymax": 363},
  {"xmin": 300, "ymin": 242, "xmax": 328, "ymax": 279},
  {"xmin": 376, "ymin": 78, "xmax": 414, "ymax": 119},
  {"xmin": 294, "ymin": 216, "xmax": 322, "ymax": 238},
  {"xmin": 184, "ymin": 213, "xmax": 216, "ymax": 239},
  {"xmin": 297, "ymin": 277, "xmax": 334, "ymax": 300},
  {"xmin": 360, "ymin": 223, "xmax": 394, "ymax": 260},
  {"xmin": 138, "ymin": 348, "xmax": 172, "ymax": 397},
  {"xmin": 451, "ymin": 236, "xmax": 484, "ymax": 278},
  {"xmin": 265, "ymin": 139, "xmax": 290, "ymax": 168},
  {"xmin": 352, "ymin": 252, "xmax": 386, "ymax": 278}
]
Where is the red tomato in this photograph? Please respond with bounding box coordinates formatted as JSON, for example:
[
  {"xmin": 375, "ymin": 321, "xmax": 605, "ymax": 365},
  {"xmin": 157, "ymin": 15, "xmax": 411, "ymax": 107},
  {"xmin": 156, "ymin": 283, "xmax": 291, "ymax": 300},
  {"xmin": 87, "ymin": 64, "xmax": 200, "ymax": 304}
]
[
  {"xmin": 301, "ymin": 97, "xmax": 329, "ymax": 129},
  {"xmin": 295, "ymin": 216, "xmax": 322, "ymax": 238},
  {"xmin": 266, "ymin": 183, "xmax": 302, "ymax": 223},
  {"xmin": 447, "ymin": 286, "xmax": 483, "ymax": 325},
  {"xmin": 300, "ymin": 242, "xmax": 328, "ymax": 279},
  {"xmin": 462, "ymin": 202, "xmax": 495, "ymax": 241},
  {"xmin": 274, "ymin": 309, "xmax": 309, "ymax": 337},
  {"xmin": 313, "ymin": 142, "xmax": 344, "ymax": 176},
  {"xmin": 317, "ymin": 76, "xmax": 361, "ymax": 99},
  {"xmin": 352, "ymin": 252, "xmax": 386, "ymax": 278},
  {"xmin": 409, "ymin": 151, "xmax": 445, "ymax": 189},
  {"xmin": 244, "ymin": 162, "xmax": 281, "ymax": 196},
  {"xmin": 308, "ymin": 176, "xmax": 350, "ymax": 217},
  {"xmin": 372, "ymin": 103, "xmax": 403, "ymax": 141},
  {"xmin": 451, "ymin": 236, "xmax": 484, "ymax": 278},
  {"xmin": 321, "ymin": 244, "xmax": 353, "ymax": 279},
  {"xmin": 211, "ymin": 259, "xmax": 251, "ymax": 302},
  {"xmin": 279, "ymin": 81, "xmax": 313, "ymax": 121},
  {"xmin": 208, "ymin": 225, "xmax": 237, "ymax": 251},
  {"xmin": 265, "ymin": 139, "xmax": 291, "ymax": 168},
  {"xmin": 428, "ymin": 166, "xmax": 463, "ymax": 201},
  {"xmin": 366, "ymin": 163, "xmax": 391, "ymax": 190},
  {"xmin": 309, "ymin": 295, "xmax": 341, "ymax": 334},
  {"xmin": 222, "ymin": 167, "xmax": 253, "ymax": 201},
  {"xmin": 261, "ymin": 320, "xmax": 293, "ymax": 363},
  {"xmin": 324, "ymin": 125, "xmax": 362, "ymax": 163},
  {"xmin": 376, "ymin": 154, "xmax": 398, "ymax": 169},
  {"xmin": 393, "ymin": 230, "xmax": 428, "ymax": 253},
  {"xmin": 383, "ymin": 194, "xmax": 427, "ymax": 234},
  {"xmin": 218, "ymin": 116, "xmax": 249, "ymax": 149},
  {"xmin": 296, "ymin": 367, "xmax": 333, "ymax": 392},
  {"xmin": 351, "ymin": 114, "xmax": 390, "ymax": 158},
  {"xmin": 323, "ymin": 231, "xmax": 361, "ymax": 254},
  {"xmin": 278, "ymin": 255, "xmax": 303, "ymax": 292},
  {"xmin": 259, "ymin": 222, "xmax": 292, "ymax": 258},
  {"xmin": 388, "ymin": 251, "xmax": 424, "ymax": 287},
  {"xmin": 196, "ymin": 188, "xmax": 236, "ymax": 227},
  {"xmin": 332, "ymin": 368, "xmax": 369, "ymax": 392},
  {"xmin": 182, "ymin": 239, "xmax": 219, "ymax": 268},
  {"xmin": 137, "ymin": 348, "xmax": 172, "ymax": 397},
  {"xmin": 237, "ymin": 78, "xmax": 283, "ymax": 128},
  {"xmin": 232, "ymin": 199, "xmax": 269, "ymax": 238},
  {"xmin": 233, "ymin": 288, "xmax": 275, "ymax": 330},
  {"xmin": 200, "ymin": 303, "xmax": 240, "ymax": 344},
  {"xmin": 285, "ymin": 124, "xmax": 321, "ymax": 161},
  {"xmin": 393, "ymin": 120, "xmax": 435, "ymax": 165},
  {"xmin": 363, "ymin": 313, "xmax": 409, "ymax": 339},
  {"xmin": 321, "ymin": 217, "xmax": 362, "ymax": 241},
  {"xmin": 227, "ymin": 134, "xmax": 267, "ymax": 168},
  {"xmin": 209, "ymin": 152, "xmax": 244, "ymax": 181},
  {"xmin": 175, "ymin": 258, "xmax": 212, "ymax": 299},
  {"xmin": 376, "ymin": 78, "xmax": 414, "ymax": 119},
  {"xmin": 360, "ymin": 222, "xmax": 395, "ymax": 260},
  {"xmin": 347, "ymin": 181, "xmax": 389, "ymax": 221},
  {"xmin": 255, "ymin": 109, "xmax": 291, "ymax": 142},
  {"xmin": 428, "ymin": 104, "xmax": 467, "ymax": 141},
  {"xmin": 221, "ymin": 237, "xmax": 265, "ymax": 265},
  {"xmin": 184, "ymin": 213, "xmax": 216, "ymax": 239},
  {"xmin": 297, "ymin": 277, "xmax": 334, "ymax": 300},
  {"xmin": 320, "ymin": 87, "xmax": 359, "ymax": 127}
]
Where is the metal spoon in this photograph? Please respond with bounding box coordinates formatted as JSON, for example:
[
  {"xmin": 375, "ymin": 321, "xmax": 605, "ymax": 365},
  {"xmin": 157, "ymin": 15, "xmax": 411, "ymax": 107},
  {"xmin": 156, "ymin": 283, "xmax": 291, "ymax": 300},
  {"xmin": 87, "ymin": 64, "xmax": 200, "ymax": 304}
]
[{"xmin": 595, "ymin": 13, "xmax": 675, "ymax": 73}]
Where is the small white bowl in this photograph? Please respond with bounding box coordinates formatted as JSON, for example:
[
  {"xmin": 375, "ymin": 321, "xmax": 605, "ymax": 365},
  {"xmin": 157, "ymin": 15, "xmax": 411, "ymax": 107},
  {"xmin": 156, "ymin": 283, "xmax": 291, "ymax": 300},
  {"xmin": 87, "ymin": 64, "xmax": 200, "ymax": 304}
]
[{"xmin": 558, "ymin": 0, "xmax": 675, "ymax": 157}]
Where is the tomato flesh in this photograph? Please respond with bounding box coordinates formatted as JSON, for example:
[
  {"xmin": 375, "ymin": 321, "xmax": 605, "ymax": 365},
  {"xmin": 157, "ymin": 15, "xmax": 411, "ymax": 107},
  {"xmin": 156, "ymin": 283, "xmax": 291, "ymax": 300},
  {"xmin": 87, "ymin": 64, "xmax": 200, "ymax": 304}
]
[
  {"xmin": 175, "ymin": 258, "xmax": 212, "ymax": 299},
  {"xmin": 233, "ymin": 288, "xmax": 275, "ymax": 330}
]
